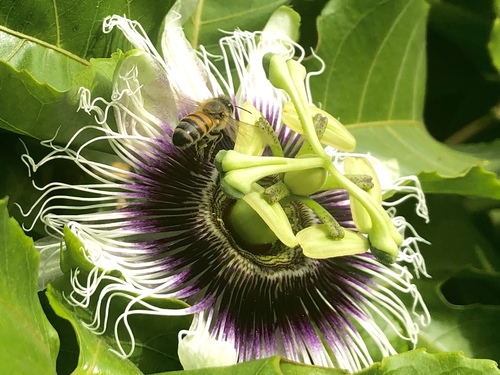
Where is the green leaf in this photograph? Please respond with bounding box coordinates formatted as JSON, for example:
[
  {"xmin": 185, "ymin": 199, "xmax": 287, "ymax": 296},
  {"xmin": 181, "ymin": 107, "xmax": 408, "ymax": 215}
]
[
  {"xmin": 182, "ymin": 0, "xmax": 290, "ymax": 50},
  {"xmin": 304, "ymin": 0, "xmax": 500, "ymax": 199},
  {"xmin": 0, "ymin": 29, "xmax": 89, "ymax": 91},
  {"xmin": 349, "ymin": 124, "xmax": 500, "ymax": 199},
  {"xmin": 164, "ymin": 355, "xmax": 350, "ymax": 374},
  {"xmin": 489, "ymin": 0, "xmax": 500, "ymax": 72},
  {"xmin": 0, "ymin": 55, "xmax": 118, "ymax": 148},
  {"xmin": 348, "ymin": 122, "xmax": 481, "ymax": 176},
  {"xmin": 309, "ymin": 0, "xmax": 428, "ymax": 122},
  {"xmin": 419, "ymin": 165, "xmax": 500, "ymax": 199},
  {"xmin": 0, "ymin": 197, "xmax": 59, "ymax": 375},
  {"xmin": 398, "ymin": 195, "xmax": 500, "ymax": 363},
  {"xmin": 161, "ymin": 350, "xmax": 500, "ymax": 374},
  {"xmin": 46, "ymin": 285, "xmax": 144, "ymax": 375},
  {"xmin": 453, "ymin": 140, "xmax": 500, "ymax": 175},
  {"xmin": 357, "ymin": 349, "xmax": 500, "ymax": 374},
  {"xmin": 0, "ymin": 1, "xmax": 176, "ymax": 60},
  {"xmin": 0, "ymin": 0, "xmax": 175, "ymax": 147}
]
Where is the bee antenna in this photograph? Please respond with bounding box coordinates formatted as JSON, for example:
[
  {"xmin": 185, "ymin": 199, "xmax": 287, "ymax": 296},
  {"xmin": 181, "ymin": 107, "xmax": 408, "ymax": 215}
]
[{"xmin": 236, "ymin": 105, "xmax": 252, "ymax": 115}]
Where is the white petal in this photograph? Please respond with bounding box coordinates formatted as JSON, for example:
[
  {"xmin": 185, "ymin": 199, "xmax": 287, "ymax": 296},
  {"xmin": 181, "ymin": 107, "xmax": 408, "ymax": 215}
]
[
  {"xmin": 178, "ymin": 330, "xmax": 237, "ymax": 370},
  {"xmin": 161, "ymin": 0, "xmax": 221, "ymax": 102}
]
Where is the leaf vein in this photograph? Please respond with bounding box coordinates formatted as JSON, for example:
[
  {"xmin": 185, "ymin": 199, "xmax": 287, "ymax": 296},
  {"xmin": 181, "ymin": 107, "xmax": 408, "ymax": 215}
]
[
  {"xmin": 384, "ymin": 125, "xmax": 460, "ymax": 174},
  {"xmin": 190, "ymin": 0, "xmax": 204, "ymax": 48},
  {"xmin": 320, "ymin": 1, "xmax": 388, "ymax": 108},
  {"xmin": 0, "ymin": 25, "xmax": 89, "ymax": 65},
  {"xmin": 52, "ymin": 0, "xmax": 60, "ymax": 47},
  {"xmin": 4, "ymin": 38, "xmax": 26, "ymax": 62},
  {"xmin": 198, "ymin": 1, "xmax": 286, "ymax": 25},
  {"xmin": 356, "ymin": 0, "xmax": 414, "ymax": 122},
  {"xmin": 413, "ymin": 38, "xmax": 426, "ymax": 120},
  {"xmin": 388, "ymin": 10, "xmax": 424, "ymax": 120}
]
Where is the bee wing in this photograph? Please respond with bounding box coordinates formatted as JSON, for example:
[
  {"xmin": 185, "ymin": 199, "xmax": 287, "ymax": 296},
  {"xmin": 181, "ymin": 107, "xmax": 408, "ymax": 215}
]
[
  {"xmin": 224, "ymin": 117, "xmax": 282, "ymax": 156},
  {"xmin": 174, "ymin": 95, "xmax": 202, "ymax": 119},
  {"xmin": 222, "ymin": 117, "xmax": 243, "ymax": 141}
]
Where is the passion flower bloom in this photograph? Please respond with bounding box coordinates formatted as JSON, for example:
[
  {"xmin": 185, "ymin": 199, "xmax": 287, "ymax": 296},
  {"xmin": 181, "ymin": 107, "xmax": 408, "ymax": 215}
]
[{"xmin": 20, "ymin": 5, "xmax": 430, "ymax": 373}]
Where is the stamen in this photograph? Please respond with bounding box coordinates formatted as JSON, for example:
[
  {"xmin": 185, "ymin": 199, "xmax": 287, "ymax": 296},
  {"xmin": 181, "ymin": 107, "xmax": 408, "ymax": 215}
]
[
  {"xmin": 290, "ymin": 196, "xmax": 345, "ymax": 239},
  {"xmin": 263, "ymin": 181, "xmax": 290, "ymax": 204}
]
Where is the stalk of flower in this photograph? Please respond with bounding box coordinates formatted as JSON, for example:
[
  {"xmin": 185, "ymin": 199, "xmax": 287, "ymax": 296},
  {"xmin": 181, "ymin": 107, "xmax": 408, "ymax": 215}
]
[{"xmin": 19, "ymin": 3, "xmax": 431, "ymax": 373}]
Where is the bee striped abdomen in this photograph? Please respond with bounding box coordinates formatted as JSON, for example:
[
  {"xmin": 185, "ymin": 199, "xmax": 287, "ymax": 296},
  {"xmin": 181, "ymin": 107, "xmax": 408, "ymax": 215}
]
[{"xmin": 173, "ymin": 112, "xmax": 215, "ymax": 148}]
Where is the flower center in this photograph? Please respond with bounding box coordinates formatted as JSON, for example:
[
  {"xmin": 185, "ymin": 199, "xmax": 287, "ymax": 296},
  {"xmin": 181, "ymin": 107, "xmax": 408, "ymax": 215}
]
[{"xmin": 216, "ymin": 174, "xmax": 312, "ymax": 263}]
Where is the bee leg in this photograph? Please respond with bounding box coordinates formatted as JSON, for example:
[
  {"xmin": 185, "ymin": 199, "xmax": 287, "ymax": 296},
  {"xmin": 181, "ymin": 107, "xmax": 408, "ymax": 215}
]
[
  {"xmin": 205, "ymin": 130, "xmax": 223, "ymax": 161},
  {"xmin": 194, "ymin": 141, "xmax": 207, "ymax": 163}
]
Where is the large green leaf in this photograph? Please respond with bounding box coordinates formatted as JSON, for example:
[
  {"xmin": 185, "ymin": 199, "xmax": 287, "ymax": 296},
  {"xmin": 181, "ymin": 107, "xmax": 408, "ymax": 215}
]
[
  {"xmin": 349, "ymin": 123, "xmax": 500, "ymax": 198},
  {"xmin": 398, "ymin": 195, "xmax": 500, "ymax": 363},
  {"xmin": 358, "ymin": 349, "xmax": 500, "ymax": 374},
  {"xmin": 0, "ymin": 197, "xmax": 59, "ymax": 375},
  {"xmin": 310, "ymin": 0, "xmax": 428, "ymax": 122},
  {"xmin": 0, "ymin": 0, "xmax": 176, "ymax": 60},
  {"xmin": 182, "ymin": 0, "xmax": 290, "ymax": 50},
  {"xmin": 419, "ymin": 165, "xmax": 500, "ymax": 198},
  {"xmin": 454, "ymin": 140, "xmax": 500, "ymax": 175},
  {"xmin": 305, "ymin": 0, "xmax": 500, "ymax": 199},
  {"xmin": 164, "ymin": 350, "xmax": 500, "ymax": 374},
  {"xmin": 165, "ymin": 356, "xmax": 347, "ymax": 374},
  {"xmin": 0, "ymin": 57, "xmax": 117, "ymax": 147},
  {"xmin": 0, "ymin": 0, "xmax": 175, "ymax": 146}
]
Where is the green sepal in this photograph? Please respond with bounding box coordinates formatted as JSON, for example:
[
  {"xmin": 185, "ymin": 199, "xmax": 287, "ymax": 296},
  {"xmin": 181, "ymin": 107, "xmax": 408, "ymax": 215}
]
[
  {"xmin": 60, "ymin": 226, "xmax": 95, "ymax": 273},
  {"xmin": 262, "ymin": 6, "xmax": 301, "ymax": 43}
]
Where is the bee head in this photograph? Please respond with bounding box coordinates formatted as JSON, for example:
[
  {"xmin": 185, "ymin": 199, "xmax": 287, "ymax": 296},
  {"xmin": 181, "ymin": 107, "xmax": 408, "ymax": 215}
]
[{"xmin": 217, "ymin": 96, "xmax": 235, "ymax": 115}]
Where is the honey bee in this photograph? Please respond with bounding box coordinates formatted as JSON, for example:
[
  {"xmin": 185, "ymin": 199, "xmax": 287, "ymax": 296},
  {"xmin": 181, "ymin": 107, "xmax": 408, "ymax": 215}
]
[{"xmin": 172, "ymin": 95, "xmax": 235, "ymax": 150}]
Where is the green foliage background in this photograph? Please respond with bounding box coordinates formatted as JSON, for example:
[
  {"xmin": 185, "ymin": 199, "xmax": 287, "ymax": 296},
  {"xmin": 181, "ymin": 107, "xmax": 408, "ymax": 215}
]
[{"xmin": 0, "ymin": 0, "xmax": 500, "ymax": 374}]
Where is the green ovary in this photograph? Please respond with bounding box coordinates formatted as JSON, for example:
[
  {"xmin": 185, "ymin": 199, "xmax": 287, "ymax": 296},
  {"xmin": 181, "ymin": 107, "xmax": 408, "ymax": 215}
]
[
  {"xmin": 229, "ymin": 199, "xmax": 278, "ymax": 245},
  {"xmin": 284, "ymin": 167, "xmax": 327, "ymax": 196}
]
